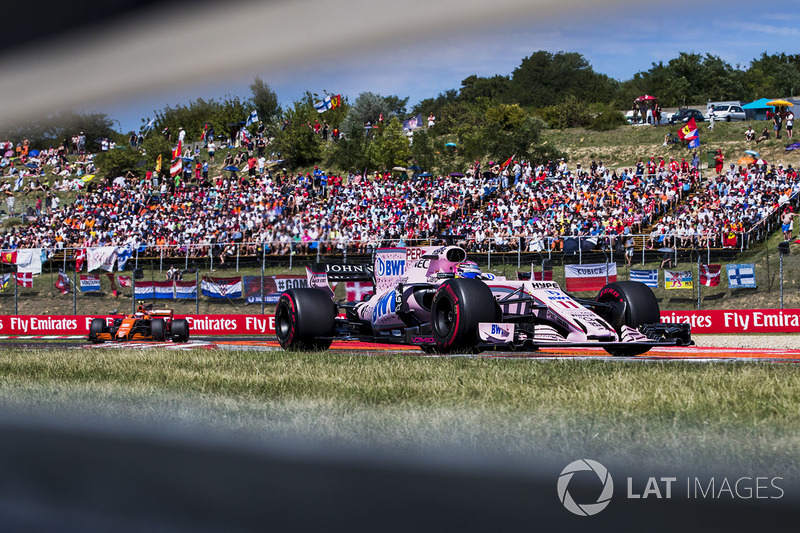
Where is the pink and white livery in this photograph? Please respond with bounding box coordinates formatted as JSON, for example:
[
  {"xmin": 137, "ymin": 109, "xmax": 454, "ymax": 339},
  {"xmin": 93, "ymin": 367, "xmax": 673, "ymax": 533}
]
[{"xmin": 275, "ymin": 245, "xmax": 691, "ymax": 356}]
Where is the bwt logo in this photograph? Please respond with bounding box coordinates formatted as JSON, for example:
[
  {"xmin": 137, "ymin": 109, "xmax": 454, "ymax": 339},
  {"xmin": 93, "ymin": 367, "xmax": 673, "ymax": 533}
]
[
  {"xmin": 376, "ymin": 258, "xmax": 405, "ymax": 277},
  {"xmin": 557, "ymin": 459, "xmax": 614, "ymax": 516}
]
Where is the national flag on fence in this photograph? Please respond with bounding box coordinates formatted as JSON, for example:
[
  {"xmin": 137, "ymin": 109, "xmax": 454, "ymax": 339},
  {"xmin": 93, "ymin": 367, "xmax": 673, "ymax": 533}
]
[
  {"xmin": 134, "ymin": 281, "xmax": 154, "ymax": 299},
  {"xmin": 665, "ymin": 270, "xmax": 693, "ymax": 289},
  {"xmin": 79, "ymin": 274, "xmax": 101, "ymax": 292},
  {"xmin": 630, "ymin": 269, "xmax": 658, "ymax": 288},
  {"xmin": 201, "ymin": 276, "xmax": 242, "ymax": 298},
  {"xmin": 11, "ymin": 249, "xmax": 43, "ymax": 274},
  {"xmin": 402, "ymin": 113, "xmax": 423, "ymax": 131},
  {"xmin": 699, "ymin": 264, "xmax": 721, "ymax": 287},
  {"xmin": 532, "ymin": 269, "xmax": 554, "ymax": 281},
  {"xmin": 16, "ymin": 272, "xmax": 32, "ymax": 288},
  {"xmin": 106, "ymin": 272, "xmax": 118, "ymax": 298},
  {"xmin": 55, "ymin": 270, "xmax": 71, "ymax": 295},
  {"xmin": 87, "ymin": 247, "xmax": 118, "ymax": 272},
  {"xmin": 175, "ymin": 281, "xmax": 197, "ymax": 299},
  {"xmin": 118, "ymin": 275, "xmax": 131, "ymax": 288},
  {"xmin": 346, "ymin": 281, "xmax": 374, "ymax": 302},
  {"xmin": 564, "ymin": 263, "xmax": 617, "ymax": 292},
  {"xmin": 727, "ymin": 263, "xmax": 756, "ymax": 288},
  {"xmin": 154, "ymin": 281, "xmax": 175, "ymax": 299},
  {"xmin": 75, "ymin": 248, "xmax": 86, "ymax": 272},
  {"xmin": 116, "ymin": 246, "xmax": 133, "ymax": 271},
  {"xmin": 0, "ymin": 273, "xmax": 10, "ymax": 291}
]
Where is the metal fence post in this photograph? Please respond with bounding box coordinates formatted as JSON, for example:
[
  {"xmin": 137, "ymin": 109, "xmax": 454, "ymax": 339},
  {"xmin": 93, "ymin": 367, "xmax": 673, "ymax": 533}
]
[
  {"xmin": 578, "ymin": 236, "xmax": 582, "ymax": 265},
  {"xmin": 236, "ymin": 243, "xmax": 240, "ymax": 272},
  {"xmin": 196, "ymin": 270, "xmax": 200, "ymax": 314},
  {"xmin": 780, "ymin": 251, "xmax": 785, "ymax": 309},
  {"xmin": 185, "ymin": 246, "xmax": 189, "ymax": 270},
  {"xmin": 73, "ymin": 269, "xmax": 77, "ymax": 315},
  {"xmin": 697, "ymin": 255, "xmax": 701, "ymax": 310},
  {"xmin": 160, "ymin": 246, "xmax": 163, "ymax": 272},
  {"xmin": 261, "ymin": 244, "xmax": 266, "ymax": 315},
  {"xmin": 289, "ymin": 241, "xmax": 293, "ymax": 270}
]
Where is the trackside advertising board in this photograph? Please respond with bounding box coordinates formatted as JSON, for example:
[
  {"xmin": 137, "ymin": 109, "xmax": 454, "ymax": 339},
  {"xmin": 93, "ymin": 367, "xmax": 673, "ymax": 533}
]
[{"xmin": 1, "ymin": 310, "xmax": 800, "ymax": 335}]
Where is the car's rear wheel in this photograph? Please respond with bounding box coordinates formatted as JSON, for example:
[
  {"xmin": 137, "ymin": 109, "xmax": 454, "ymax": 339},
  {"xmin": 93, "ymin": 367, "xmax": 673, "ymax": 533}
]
[
  {"xmin": 171, "ymin": 319, "xmax": 190, "ymax": 343},
  {"xmin": 89, "ymin": 318, "xmax": 107, "ymax": 343},
  {"xmin": 151, "ymin": 318, "xmax": 166, "ymax": 341},
  {"xmin": 431, "ymin": 279, "xmax": 498, "ymax": 353},
  {"xmin": 596, "ymin": 281, "xmax": 660, "ymax": 357},
  {"xmin": 275, "ymin": 289, "xmax": 336, "ymax": 351}
]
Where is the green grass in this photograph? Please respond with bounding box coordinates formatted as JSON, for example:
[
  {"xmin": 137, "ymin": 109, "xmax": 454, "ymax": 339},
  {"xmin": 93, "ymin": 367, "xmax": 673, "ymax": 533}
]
[{"xmin": 1, "ymin": 346, "xmax": 798, "ymax": 473}]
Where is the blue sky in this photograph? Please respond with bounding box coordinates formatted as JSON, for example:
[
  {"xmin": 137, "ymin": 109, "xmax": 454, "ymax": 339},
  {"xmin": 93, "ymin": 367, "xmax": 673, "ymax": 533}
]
[{"xmin": 103, "ymin": 0, "xmax": 800, "ymax": 133}]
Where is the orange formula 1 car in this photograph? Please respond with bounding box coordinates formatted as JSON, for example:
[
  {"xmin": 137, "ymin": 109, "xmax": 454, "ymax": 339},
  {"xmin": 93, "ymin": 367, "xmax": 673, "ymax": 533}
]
[{"xmin": 88, "ymin": 304, "xmax": 190, "ymax": 343}]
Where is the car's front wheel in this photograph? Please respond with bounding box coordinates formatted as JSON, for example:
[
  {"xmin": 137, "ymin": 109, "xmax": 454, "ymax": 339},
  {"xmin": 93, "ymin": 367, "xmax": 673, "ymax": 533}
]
[
  {"xmin": 89, "ymin": 318, "xmax": 107, "ymax": 343},
  {"xmin": 596, "ymin": 281, "xmax": 660, "ymax": 356},
  {"xmin": 431, "ymin": 279, "xmax": 498, "ymax": 353}
]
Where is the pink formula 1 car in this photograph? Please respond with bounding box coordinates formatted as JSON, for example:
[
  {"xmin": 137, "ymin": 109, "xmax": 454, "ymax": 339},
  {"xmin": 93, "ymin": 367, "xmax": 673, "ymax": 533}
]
[{"xmin": 275, "ymin": 245, "xmax": 691, "ymax": 355}]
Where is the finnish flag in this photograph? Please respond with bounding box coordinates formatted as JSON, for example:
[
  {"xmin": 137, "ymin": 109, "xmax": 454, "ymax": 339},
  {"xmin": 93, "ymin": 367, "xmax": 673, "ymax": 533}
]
[{"xmin": 246, "ymin": 110, "xmax": 259, "ymax": 126}]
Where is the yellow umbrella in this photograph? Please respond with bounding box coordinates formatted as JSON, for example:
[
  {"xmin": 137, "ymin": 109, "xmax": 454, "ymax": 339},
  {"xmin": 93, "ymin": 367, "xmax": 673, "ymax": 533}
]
[
  {"xmin": 81, "ymin": 174, "xmax": 95, "ymax": 182},
  {"xmin": 766, "ymin": 99, "xmax": 793, "ymax": 107},
  {"xmin": 737, "ymin": 156, "xmax": 755, "ymax": 166}
]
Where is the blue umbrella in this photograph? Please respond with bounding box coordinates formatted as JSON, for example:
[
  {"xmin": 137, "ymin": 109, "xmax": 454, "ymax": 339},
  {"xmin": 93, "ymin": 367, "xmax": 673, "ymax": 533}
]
[
  {"xmin": 25, "ymin": 162, "xmax": 39, "ymax": 168},
  {"xmin": 745, "ymin": 150, "xmax": 759, "ymax": 157},
  {"xmin": 182, "ymin": 157, "xmax": 194, "ymax": 162},
  {"xmin": 445, "ymin": 142, "xmax": 457, "ymax": 147},
  {"xmin": 28, "ymin": 149, "xmax": 40, "ymax": 156},
  {"xmin": 223, "ymin": 165, "xmax": 240, "ymax": 172},
  {"xmin": 417, "ymin": 172, "xmax": 432, "ymax": 177}
]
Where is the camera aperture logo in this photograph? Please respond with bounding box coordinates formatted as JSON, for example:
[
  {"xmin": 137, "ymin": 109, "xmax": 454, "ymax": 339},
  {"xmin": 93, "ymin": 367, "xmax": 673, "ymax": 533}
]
[{"xmin": 557, "ymin": 459, "xmax": 614, "ymax": 516}]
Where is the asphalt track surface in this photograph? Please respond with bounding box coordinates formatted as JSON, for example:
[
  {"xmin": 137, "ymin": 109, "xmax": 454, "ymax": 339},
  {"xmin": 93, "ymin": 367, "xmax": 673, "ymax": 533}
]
[{"xmin": 1, "ymin": 336, "xmax": 800, "ymax": 362}]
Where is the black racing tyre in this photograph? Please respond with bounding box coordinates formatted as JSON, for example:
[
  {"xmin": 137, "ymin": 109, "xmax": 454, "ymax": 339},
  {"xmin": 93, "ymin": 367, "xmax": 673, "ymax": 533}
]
[
  {"xmin": 171, "ymin": 319, "xmax": 190, "ymax": 343},
  {"xmin": 430, "ymin": 278, "xmax": 498, "ymax": 353},
  {"xmin": 596, "ymin": 281, "xmax": 660, "ymax": 356},
  {"xmin": 89, "ymin": 318, "xmax": 107, "ymax": 343},
  {"xmin": 151, "ymin": 318, "xmax": 166, "ymax": 341},
  {"xmin": 275, "ymin": 289, "xmax": 336, "ymax": 351}
]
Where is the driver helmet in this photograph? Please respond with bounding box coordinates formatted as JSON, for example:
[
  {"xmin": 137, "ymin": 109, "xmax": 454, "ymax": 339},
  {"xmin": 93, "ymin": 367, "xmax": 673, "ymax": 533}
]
[{"xmin": 455, "ymin": 260, "xmax": 482, "ymax": 279}]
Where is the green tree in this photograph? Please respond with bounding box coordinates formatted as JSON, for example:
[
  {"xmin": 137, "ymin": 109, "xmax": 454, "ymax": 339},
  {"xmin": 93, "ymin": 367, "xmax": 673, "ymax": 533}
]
[
  {"xmin": 93, "ymin": 146, "xmax": 145, "ymax": 179},
  {"xmin": 509, "ymin": 51, "xmax": 618, "ymax": 108},
  {"xmin": 340, "ymin": 92, "xmax": 395, "ymax": 134},
  {"xmin": 366, "ymin": 117, "xmax": 411, "ymax": 170},
  {"xmin": 249, "ymin": 77, "xmax": 282, "ymax": 135},
  {"xmin": 272, "ymin": 93, "xmax": 323, "ymax": 167},
  {"xmin": 745, "ymin": 52, "xmax": 800, "ymax": 99}
]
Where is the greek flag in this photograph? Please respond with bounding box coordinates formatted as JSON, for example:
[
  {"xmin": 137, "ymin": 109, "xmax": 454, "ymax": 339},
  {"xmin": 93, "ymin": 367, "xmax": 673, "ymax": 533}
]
[
  {"xmin": 246, "ymin": 110, "xmax": 259, "ymax": 126},
  {"xmin": 727, "ymin": 263, "xmax": 756, "ymax": 288},
  {"xmin": 630, "ymin": 269, "xmax": 658, "ymax": 288}
]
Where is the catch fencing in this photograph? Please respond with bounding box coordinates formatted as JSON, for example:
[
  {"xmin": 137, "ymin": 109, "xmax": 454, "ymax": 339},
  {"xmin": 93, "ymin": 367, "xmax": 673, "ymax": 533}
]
[{"xmin": 0, "ymin": 226, "xmax": 798, "ymax": 315}]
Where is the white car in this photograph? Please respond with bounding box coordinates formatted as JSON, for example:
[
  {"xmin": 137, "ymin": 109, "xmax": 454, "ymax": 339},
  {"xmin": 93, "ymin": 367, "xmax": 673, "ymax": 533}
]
[{"xmin": 710, "ymin": 104, "xmax": 746, "ymax": 121}]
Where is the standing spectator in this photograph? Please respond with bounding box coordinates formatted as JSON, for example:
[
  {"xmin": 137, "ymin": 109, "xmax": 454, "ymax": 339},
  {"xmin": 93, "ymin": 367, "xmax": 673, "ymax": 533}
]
[
  {"xmin": 322, "ymin": 122, "xmax": 329, "ymax": 142},
  {"xmin": 786, "ymin": 111, "xmax": 794, "ymax": 139},
  {"xmin": 625, "ymin": 232, "xmax": 635, "ymax": 267},
  {"xmin": 714, "ymin": 149, "xmax": 724, "ymax": 177},
  {"xmin": 707, "ymin": 107, "xmax": 715, "ymax": 130},
  {"xmin": 427, "ymin": 113, "xmax": 435, "ymax": 127},
  {"xmin": 782, "ymin": 208, "xmax": 798, "ymax": 241},
  {"xmin": 774, "ymin": 110, "xmax": 783, "ymax": 139},
  {"xmin": 207, "ymin": 140, "xmax": 216, "ymax": 163},
  {"xmin": 77, "ymin": 132, "xmax": 86, "ymax": 153},
  {"xmin": 5, "ymin": 192, "xmax": 14, "ymax": 217},
  {"xmin": 178, "ymin": 127, "xmax": 186, "ymax": 144}
]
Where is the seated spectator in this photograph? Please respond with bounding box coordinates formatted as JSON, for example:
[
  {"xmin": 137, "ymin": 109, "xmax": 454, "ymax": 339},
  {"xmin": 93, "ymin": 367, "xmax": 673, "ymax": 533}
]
[
  {"xmin": 745, "ymin": 126, "xmax": 755, "ymax": 141},
  {"xmin": 755, "ymin": 127, "xmax": 770, "ymax": 144}
]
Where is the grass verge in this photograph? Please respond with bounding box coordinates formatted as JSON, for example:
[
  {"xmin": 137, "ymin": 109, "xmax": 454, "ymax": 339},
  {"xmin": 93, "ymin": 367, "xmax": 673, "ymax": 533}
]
[{"xmin": 1, "ymin": 346, "xmax": 798, "ymax": 474}]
